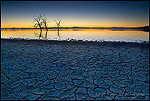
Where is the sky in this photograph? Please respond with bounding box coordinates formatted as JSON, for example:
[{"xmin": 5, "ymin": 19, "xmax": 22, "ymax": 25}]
[{"xmin": 1, "ymin": 1, "xmax": 149, "ymax": 28}]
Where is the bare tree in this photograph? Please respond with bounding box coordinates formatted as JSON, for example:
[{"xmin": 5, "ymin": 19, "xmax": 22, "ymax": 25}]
[
  {"xmin": 54, "ymin": 18, "xmax": 61, "ymax": 32},
  {"xmin": 54, "ymin": 19, "xmax": 61, "ymax": 38},
  {"xmin": 33, "ymin": 14, "xmax": 43, "ymax": 32},
  {"xmin": 42, "ymin": 14, "xmax": 49, "ymax": 31}
]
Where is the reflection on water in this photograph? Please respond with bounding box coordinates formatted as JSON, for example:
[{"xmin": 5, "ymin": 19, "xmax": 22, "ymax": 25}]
[
  {"xmin": 34, "ymin": 30, "xmax": 48, "ymax": 40},
  {"xmin": 45, "ymin": 31, "xmax": 48, "ymax": 39},
  {"xmin": 1, "ymin": 29, "xmax": 149, "ymax": 42},
  {"xmin": 57, "ymin": 29, "xmax": 60, "ymax": 39}
]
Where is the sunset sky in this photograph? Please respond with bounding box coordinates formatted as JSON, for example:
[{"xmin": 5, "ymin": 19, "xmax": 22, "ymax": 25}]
[{"xmin": 1, "ymin": 1, "xmax": 149, "ymax": 28}]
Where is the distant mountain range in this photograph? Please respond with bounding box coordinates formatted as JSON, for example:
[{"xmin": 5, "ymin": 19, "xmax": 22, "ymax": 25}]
[{"xmin": 1, "ymin": 26, "xmax": 149, "ymax": 31}]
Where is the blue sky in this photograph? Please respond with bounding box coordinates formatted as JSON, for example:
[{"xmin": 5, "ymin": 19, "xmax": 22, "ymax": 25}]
[{"xmin": 1, "ymin": 1, "xmax": 149, "ymax": 28}]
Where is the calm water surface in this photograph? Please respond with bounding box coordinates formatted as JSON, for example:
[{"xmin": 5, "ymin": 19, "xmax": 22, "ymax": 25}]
[{"xmin": 1, "ymin": 29, "xmax": 149, "ymax": 42}]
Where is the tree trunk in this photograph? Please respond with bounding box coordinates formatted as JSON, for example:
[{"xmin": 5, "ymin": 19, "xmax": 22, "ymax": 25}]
[{"xmin": 39, "ymin": 30, "xmax": 42, "ymax": 39}]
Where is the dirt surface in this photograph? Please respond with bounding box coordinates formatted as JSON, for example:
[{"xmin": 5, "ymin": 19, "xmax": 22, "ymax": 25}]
[{"xmin": 1, "ymin": 39, "xmax": 149, "ymax": 100}]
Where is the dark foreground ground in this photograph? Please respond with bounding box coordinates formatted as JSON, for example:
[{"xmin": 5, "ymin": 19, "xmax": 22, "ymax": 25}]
[{"xmin": 1, "ymin": 39, "xmax": 149, "ymax": 100}]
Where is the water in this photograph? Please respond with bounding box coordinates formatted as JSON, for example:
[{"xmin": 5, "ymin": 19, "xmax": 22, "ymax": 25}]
[{"xmin": 1, "ymin": 29, "xmax": 149, "ymax": 42}]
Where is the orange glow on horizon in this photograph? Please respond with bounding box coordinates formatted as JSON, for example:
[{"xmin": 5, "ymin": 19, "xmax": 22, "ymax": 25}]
[
  {"xmin": 2, "ymin": 17, "xmax": 149, "ymax": 28},
  {"xmin": 2, "ymin": 24, "xmax": 149, "ymax": 28},
  {"xmin": 1, "ymin": 18, "xmax": 149, "ymax": 28}
]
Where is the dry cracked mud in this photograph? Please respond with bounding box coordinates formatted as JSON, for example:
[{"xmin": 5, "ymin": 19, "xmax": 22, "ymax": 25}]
[{"xmin": 1, "ymin": 40, "xmax": 149, "ymax": 100}]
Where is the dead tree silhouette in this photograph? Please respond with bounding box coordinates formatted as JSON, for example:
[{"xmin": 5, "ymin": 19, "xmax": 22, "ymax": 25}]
[
  {"xmin": 33, "ymin": 14, "xmax": 43, "ymax": 31},
  {"xmin": 42, "ymin": 15, "xmax": 49, "ymax": 31},
  {"xmin": 54, "ymin": 19, "xmax": 61, "ymax": 38},
  {"xmin": 33, "ymin": 14, "xmax": 43, "ymax": 38},
  {"xmin": 42, "ymin": 15, "xmax": 49, "ymax": 39}
]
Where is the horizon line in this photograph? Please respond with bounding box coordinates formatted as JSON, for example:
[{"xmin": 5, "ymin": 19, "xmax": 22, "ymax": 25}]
[{"xmin": 1, "ymin": 26, "xmax": 149, "ymax": 29}]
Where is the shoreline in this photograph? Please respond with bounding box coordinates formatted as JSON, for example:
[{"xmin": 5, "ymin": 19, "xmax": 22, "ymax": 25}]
[{"xmin": 1, "ymin": 38, "xmax": 149, "ymax": 48}]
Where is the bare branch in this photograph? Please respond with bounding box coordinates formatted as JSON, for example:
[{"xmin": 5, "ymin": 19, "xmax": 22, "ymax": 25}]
[
  {"xmin": 54, "ymin": 18, "xmax": 62, "ymax": 28},
  {"xmin": 33, "ymin": 14, "xmax": 43, "ymax": 31},
  {"xmin": 41, "ymin": 14, "xmax": 48, "ymax": 31}
]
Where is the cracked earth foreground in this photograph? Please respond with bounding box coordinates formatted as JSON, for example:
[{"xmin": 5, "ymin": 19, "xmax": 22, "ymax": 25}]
[{"xmin": 1, "ymin": 40, "xmax": 149, "ymax": 100}]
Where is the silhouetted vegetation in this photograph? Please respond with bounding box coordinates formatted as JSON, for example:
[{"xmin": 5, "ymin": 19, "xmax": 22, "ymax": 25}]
[
  {"xmin": 33, "ymin": 14, "xmax": 43, "ymax": 32},
  {"xmin": 33, "ymin": 14, "xmax": 49, "ymax": 39},
  {"xmin": 54, "ymin": 19, "xmax": 62, "ymax": 39},
  {"xmin": 33, "ymin": 14, "xmax": 43, "ymax": 38},
  {"xmin": 42, "ymin": 14, "xmax": 49, "ymax": 31},
  {"xmin": 54, "ymin": 19, "xmax": 61, "ymax": 31}
]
